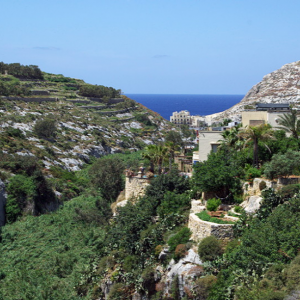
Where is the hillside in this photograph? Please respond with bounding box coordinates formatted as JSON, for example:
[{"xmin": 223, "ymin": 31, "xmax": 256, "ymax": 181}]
[
  {"xmin": 0, "ymin": 64, "xmax": 177, "ymax": 172},
  {"xmin": 210, "ymin": 60, "xmax": 300, "ymax": 122}
]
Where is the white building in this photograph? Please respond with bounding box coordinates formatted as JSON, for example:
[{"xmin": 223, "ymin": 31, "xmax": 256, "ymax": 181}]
[{"xmin": 170, "ymin": 110, "xmax": 191, "ymax": 125}]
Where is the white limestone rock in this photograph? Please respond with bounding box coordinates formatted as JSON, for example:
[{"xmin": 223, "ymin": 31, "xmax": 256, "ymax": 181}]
[
  {"xmin": 241, "ymin": 196, "xmax": 263, "ymax": 214},
  {"xmin": 207, "ymin": 61, "xmax": 300, "ymax": 122},
  {"xmin": 164, "ymin": 249, "xmax": 203, "ymax": 298}
]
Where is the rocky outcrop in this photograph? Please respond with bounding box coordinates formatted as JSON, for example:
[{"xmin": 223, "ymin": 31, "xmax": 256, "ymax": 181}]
[
  {"xmin": 241, "ymin": 196, "xmax": 263, "ymax": 214},
  {"xmin": 210, "ymin": 61, "xmax": 300, "ymax": 122},
  {"xmin": 0, "ymin": 180, "xmax": 6, "ymax": 226},
  {"xmin": 161, "ymin": 248, "xmax": 203, "ymax": 299}
]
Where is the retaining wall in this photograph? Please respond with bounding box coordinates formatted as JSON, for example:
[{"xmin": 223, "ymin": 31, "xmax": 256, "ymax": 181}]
[
  {"xmin": 188, "ymin": 213, "xmax": 234, "ymax": 243},
  {"xmin": 88, "ymin": 97, "xmax": 124, "ymax": 104},
  {"xmin": 2, "ymin": 96, "xmax": 57, "ymax": 103},
  {"xmin": 125, "ymin": 176, "xmax": 150, "ymax": 200}
]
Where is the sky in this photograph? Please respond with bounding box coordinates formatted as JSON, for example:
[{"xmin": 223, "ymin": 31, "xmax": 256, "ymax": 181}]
[{"xmin": 1, "ymin": 0, "xmax": 300, "ymax": 94}]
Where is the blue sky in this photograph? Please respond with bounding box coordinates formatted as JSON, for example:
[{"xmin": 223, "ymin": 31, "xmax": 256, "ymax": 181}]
[{"xmin": 1, "ymin": 0, "xmax": 300, "ymax": 94}]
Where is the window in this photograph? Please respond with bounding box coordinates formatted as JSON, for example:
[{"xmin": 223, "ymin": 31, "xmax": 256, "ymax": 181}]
[{"xmin": 211, "ymin": 144, "xmax": 219, "ymax": 153}]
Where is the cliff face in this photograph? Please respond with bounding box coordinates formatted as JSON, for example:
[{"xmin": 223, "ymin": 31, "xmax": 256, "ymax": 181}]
[{"xmin": 213, "ymin": 61, "xmax": 300, "ymax": 121}]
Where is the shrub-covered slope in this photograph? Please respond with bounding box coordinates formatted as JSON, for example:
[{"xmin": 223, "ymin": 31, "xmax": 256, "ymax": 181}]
[{"xmin": 0, "ymin": 63, "xmax": 176, "ymax": 172}]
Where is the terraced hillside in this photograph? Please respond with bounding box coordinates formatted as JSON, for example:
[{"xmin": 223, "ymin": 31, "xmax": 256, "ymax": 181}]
[{"xmin": 0, "ymin": 67, "xmax": 177, "ymax": 172}]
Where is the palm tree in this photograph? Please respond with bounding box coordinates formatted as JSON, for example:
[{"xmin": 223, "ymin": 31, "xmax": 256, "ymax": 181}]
[
  {"xmin": 155, "ymin": 145, "xmax": 169, "ymax": 174},
  {"xmin": 238, "ymin": 124, "xmax": 274, "ymax": 168},
  {"xmin": 142, "ymin": 145, "xmax": 157, "ymax": 173},
  {"xmin": 276, "ymin": 109, "xmax": 300, "ymax": 139},
  {"xmin": 165, "ymin": 141, "xmax": 180, "ymax": 170},
  {"xmin": 219, "ymin": 124, "xmax": 242, "ymax": 149},
  {"xmin": 142, "ymin": 144, "xmax": 168, "ymax": 174}
]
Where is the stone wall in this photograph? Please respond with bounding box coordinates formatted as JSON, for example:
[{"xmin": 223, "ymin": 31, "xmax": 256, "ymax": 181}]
[
  {"xmin": 66, "ymin": 99, "xmax": 91, "ymax": 104},
  {"xmin": 188, "ymin": 213, "xmax": 234, "ymax": 243},
  {"xmin": 80, "ymin": 105, "xmax": 106, "ymax": 110},
  {"xmin": 31, "ymin": 90, "xmax": 50, "ymax": 96},
  {"xmin": 96, "ymin": 107, "xmax": 137, "ymax": 116},
  {"xmin": 2, "ymin": 96, "xmax": 57, "ymax": 103},
  {"xmin": 88, "ymin": 97, "xmax": 124, "ymax": 104},
  {"xmin": 125, "ymin": 176, "xmax": 150, "ymax": 200}
]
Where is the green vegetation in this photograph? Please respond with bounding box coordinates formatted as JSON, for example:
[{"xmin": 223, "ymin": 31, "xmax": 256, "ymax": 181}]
[
  {"xmin": 3, "ymin": 62, "xmax": 300, "ymax": 299},
  {"xmin": 196, "ymin": 210, "xmax": 235, "ymax": 224},
  {"xmin": 0, "ymin": 195, "xmax": 107, "ymax": 299},
  {"xmin": 167, "ymin": 227, "xmax": 191, "ymax": 252},
  {"xmin": 264, "ymin": 149, "xmax": 300, "ymax": 179},
  {"xmin": 206, "ymin": 198, "xmax": 221, "ymax": 211},
  {"xmin": 0, "ymin": 75, "xmax": 31, "ymax": 96},
  {"xmin": 198, "ymin": 236, "xmax": 223, "ymax": 262},
  {"xmin": 192, "ymin": 148, "xmax": 244, "ymax": 200},
  {"xmin": 0, "ymin": 62, "xmax": 43, "ymax": 79},
  {"xmin": 33, "ymin": 118, "xmax": 57, "ymax": 139},
  {"xmin": 79, "ymin": 84, "xmax": 120, "ymax": 98}
]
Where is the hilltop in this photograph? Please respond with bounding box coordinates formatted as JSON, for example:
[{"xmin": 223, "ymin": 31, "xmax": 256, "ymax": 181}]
[
  {"xmin": 209, "ymin": 60, "xmax": 300, "ymax": 122},
  {"xmin": 0, "ymin": 63, "xmax": 177, "ymax": 172}
]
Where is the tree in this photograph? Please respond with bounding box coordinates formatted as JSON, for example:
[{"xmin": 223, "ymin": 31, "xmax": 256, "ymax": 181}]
[
  {"xmin": 165, "ymin": 131, "xmax": 184, "ymax": 149},
  {"xmin": 142, "ymin": 145, "xmax": 157, "ymax": 173},
  {"xmin": 33, "ymin": 118, "xmax": 57, "ymax": 139},
  {"xmin": 89, "ymin": 157, "xmax": 124, "ymax": 202},
  {"xmin": 264, "ymin": 149, "xmax": 300, "ymax": 179},
  {"xmin": 142, "ymin": 144, "xmax": 168, "ymax": 174},
  {"xmin": 193, "ymin": 148, "xmax": 243, "ymax": 199},
  {"xmin": 165, "ymin": 141, "xmax": 180, "ymax": 170},
  {"xmin": 276, "ymin": 109, "xmax": 300, "ymax": 139},
  {"xmin": 219, "ymin": 124, "xmax": 242, "ymax": 149},
  {"xmin": 238, "ymin": 124, "xmax": 274, "ymax": 167}
]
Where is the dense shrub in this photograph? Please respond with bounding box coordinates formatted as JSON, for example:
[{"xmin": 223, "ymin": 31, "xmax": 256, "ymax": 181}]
[
  {"xmin": 5, "ymin": 127, "xmax": 25, "ymax": 138},
  {"xmin": 34, "ymin": 118, "xmax": 57, "ymax": 139},
  {"xmin": 192, "ymin": 275, "xmax": 217, "ymax": 300},
  {"xmin": 0, "ymin": 62, "xmax": 43, "ymax": 79},
  {"xmin": 88, "ymin": 157, "xmax": 124, "ymax": 203},
  {"xmin": 206, "ymin": 198, "xmax": 221, "ymax": 211},
  {"xmin": 198, "ymin": 236, "xmax": 223, "ymax": 262},
  {"xmin": 157, "ymin": 191, "xmax": 190, "ymax": 217},
  {"xmin": 79, "ymin": 84, "xmax": 120, "ymax": 98},
  {"xmin": 167, "ymin": 227, "xmax": 191, "ymax": 252},
  {"xmin": 144, "ymin": 169, "xmax": 190, "ymax": 215},
  {"xmin": 123, "ymin": 255, "xmax": 139, "ymax": 272},
  {"xmin": 6, "ymin": 175, "xmax": 36, "ymax": 222},
  {"xmin": 264, "ymin": 150, "xmax": 300, "ymax": 180},
  {"xmin": 277, "ymin": 184, "xmax": 300, "ymax": 200},
  {"xmin": 245, "ymin": 166, "xmax": 262, "ymax": 184},
  {"xmin": 107, "ymin": 283, "xmax": 128, "ymax": 300},
  {"xmin": 174, "ymin": 244, "xmax": 187, "ymax": 260}
]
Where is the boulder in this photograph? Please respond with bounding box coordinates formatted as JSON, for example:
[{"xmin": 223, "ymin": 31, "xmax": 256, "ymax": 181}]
[{"xmin": 241, "ymin": 195, "xmax": 263, "ymax": 214}]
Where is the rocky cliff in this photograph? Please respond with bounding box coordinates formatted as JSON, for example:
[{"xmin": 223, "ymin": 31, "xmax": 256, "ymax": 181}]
[{"xmin": 211, "ymin": 60, "xmax": 300, "ymax": 122}]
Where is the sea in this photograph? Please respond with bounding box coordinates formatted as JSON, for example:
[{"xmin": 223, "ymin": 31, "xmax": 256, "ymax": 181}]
[{"xmin": 126, "ymin": 94, "xmax": 244, "ymax": 120}]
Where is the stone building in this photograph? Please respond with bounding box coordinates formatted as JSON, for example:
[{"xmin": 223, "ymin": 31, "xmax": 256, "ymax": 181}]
[
  {"xmin": 170, "ymin": 110, "xmax": 191, "ymax": 125},
  {"xmin": 242, "ymin": 102, "xmax": 290, "ymax": 127}
]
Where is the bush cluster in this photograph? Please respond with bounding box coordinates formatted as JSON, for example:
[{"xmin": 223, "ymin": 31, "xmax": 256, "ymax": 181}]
[
  {"xmin": 206, "ymin": 198, "xmax": 221, "ymax": 211},
  {"xmin": 198, "ymin": 236, "xmax": 223, "ymax": 262}
]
